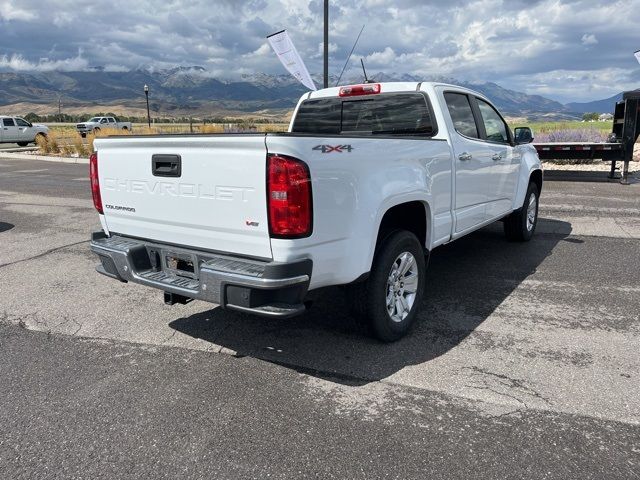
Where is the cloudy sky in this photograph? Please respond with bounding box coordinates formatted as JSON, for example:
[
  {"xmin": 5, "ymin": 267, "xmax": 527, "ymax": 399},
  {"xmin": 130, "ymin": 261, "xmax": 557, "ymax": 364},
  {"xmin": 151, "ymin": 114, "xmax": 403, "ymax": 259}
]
[{"xmin": 0, "ymin": 0, "xmax": 638, "ymax": 102}]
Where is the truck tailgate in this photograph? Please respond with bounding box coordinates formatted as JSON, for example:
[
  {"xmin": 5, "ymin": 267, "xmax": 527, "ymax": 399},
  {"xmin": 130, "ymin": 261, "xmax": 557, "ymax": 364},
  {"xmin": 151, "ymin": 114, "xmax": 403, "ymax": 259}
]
[{"xmin": 95, "ymin": 135, "xmax": 272, "ymax": 259}]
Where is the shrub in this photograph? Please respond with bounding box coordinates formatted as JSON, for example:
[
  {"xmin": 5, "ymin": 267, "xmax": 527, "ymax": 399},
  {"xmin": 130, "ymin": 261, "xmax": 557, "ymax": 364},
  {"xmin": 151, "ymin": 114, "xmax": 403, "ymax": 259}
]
[
  {"xmin": 36, "ymin": 131, "xmax": 62, "ymax": 155},
  {"xmin": 199, "ymin": 124, "xmax": 224, "ymax": 134},
  {"xmin": 534, "ymin": 128, "xmax": 608, "ymax": 143},
  {"xmin": 35, "ymin": 133, "xmax": 49, "ymax": 154},
  {"xmin": 73, "ymin": 133, "xmax": 88, "ymax": 157}
]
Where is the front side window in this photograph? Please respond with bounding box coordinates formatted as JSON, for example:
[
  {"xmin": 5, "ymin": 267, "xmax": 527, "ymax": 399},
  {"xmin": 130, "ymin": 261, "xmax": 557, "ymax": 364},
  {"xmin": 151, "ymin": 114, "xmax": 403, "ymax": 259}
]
[
  {"xmin": 444, "ymin": 93, "xmax": 478, "ymax": 139},
  {"xmin": 100, "ymin": 118, "xmax": 108, "ymax": 124},
  {"xmin": 291, "ymin": 93, "xmax": 436, "ymax": 136},
  {"xmin": 3, "ymin": 118, "xmax": 16, "ymax": 127},
  {"xmin": 476, "ymin": 99, "xmax": 510, "ymax": 144},
  {"xmin": 15, "ymin": 118, "xmax": 30, "ymax": 127}
]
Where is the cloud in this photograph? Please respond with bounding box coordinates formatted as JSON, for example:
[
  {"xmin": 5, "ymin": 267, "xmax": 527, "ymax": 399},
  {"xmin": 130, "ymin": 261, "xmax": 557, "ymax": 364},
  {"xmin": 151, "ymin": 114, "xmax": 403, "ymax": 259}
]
[
  {"xmin": 0, "ymin": 0, "xmax": 638, "ymax": 102},
  {"xmin": 0, "ymin": 1, "xmax": 35, "ymax": 21},
  {"xmin": 0, "ymin": 52, "xmax": 90, "ymax": 72}
]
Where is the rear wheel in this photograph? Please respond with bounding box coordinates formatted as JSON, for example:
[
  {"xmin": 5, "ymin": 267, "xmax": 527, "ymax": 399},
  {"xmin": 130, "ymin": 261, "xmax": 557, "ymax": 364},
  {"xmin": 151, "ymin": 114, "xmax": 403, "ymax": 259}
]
[
  {"xmin": 347, "ymin": 230, "xmax": 426, "ymax": 342},
  {"xmin": 504, "ymin": 182, "xmax": 539, "ymax": 241},
  {"xmin": 17, "ymin": 142, "xmax": 28, "ymax": 147}
]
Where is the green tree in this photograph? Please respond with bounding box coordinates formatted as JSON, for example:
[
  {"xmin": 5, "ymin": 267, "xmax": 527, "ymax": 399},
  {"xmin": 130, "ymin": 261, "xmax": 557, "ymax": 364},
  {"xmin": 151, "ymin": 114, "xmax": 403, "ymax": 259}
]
[
  {"xmin": 582, "ymin": 112, "xmax": 599, "ymax": 121},
  {"xmin": 24, "ymin": 112, "xmax": 41, "ymax": 123}
]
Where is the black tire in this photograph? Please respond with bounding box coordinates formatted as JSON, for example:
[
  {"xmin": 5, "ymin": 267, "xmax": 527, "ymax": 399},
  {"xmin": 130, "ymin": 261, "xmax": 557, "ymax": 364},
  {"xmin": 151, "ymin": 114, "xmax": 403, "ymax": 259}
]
[
  {"xmin": 122, "ymin": 126, "xmax": 128, "ymax": 131},
  {"xmin": 504, "ymin": 182, "xmax": 539, "ymax": 241},
  {"xmin": 17, "ymin": 142, "xmax": 28, "ymax": 147},
  {"xmin": 80, "ymin": 133, "xmax": 86, "ymax": 138},
  {"xmin": 347, "ymin": 231, "xmax": 426, "ymax": 342},
  {"xmin": 34, "ymin": 133, "xmax": 46, "ymax": 143},
  {"xmin": 93, "ymin": 127, "xmax": 100, "ymax": 134}
]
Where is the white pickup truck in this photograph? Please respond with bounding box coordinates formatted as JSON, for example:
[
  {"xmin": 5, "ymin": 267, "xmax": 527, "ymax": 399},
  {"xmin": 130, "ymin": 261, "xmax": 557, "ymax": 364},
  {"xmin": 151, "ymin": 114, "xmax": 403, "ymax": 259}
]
[
  {"xmin": 90, "ymin": 82, "xmax": 542, "ymax": 341},
  {"xmin": 76, "ymin": 116, "xmax": 132, "ymax": 137},
  {"xmin": 0, "ymin": 116, "xmax": 49, "ymax": 146}
]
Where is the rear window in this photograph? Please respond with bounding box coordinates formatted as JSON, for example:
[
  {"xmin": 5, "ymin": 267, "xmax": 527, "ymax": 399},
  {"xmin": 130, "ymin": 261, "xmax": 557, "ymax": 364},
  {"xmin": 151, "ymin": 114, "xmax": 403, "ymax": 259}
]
[{"xmin": 291, "ymin": 93, "xmax": 436, "ymax": 136}]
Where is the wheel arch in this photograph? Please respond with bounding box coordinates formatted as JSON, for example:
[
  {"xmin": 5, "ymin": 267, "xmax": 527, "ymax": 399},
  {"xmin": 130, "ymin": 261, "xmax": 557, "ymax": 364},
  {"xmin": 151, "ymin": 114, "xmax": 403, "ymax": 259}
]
[
  {"xmin": 369, "ymin": 199, "xmax": 432, "ymax": 271},
  {"xmin": 513, "ymin": 144, "xmax": 543, "ymax": 210}
]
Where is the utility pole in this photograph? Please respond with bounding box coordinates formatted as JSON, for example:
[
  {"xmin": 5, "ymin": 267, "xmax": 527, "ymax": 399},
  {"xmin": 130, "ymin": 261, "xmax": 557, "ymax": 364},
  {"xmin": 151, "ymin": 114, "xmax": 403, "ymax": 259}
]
[
  {"xmin": 57, "ymin": 95, "xmax": 62, "ymax": 122},
  {"xmin": 323, "ymin": 0, "xmax": 329, "ymax": 88}
]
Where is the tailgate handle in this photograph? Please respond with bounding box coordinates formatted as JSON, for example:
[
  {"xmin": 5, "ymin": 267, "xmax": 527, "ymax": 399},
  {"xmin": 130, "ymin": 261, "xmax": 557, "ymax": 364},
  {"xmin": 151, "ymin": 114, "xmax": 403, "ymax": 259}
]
[{"xmin": 152, "ymin": 154, "xmax": 182, "ymax": 177}]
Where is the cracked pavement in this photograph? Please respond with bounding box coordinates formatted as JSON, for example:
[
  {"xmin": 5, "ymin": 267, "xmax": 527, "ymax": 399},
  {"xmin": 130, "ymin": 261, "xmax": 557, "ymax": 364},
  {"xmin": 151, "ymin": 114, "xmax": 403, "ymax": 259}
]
[{"xmin": 1, "ymin": 157, "xmax": 639, "ymax": 478}]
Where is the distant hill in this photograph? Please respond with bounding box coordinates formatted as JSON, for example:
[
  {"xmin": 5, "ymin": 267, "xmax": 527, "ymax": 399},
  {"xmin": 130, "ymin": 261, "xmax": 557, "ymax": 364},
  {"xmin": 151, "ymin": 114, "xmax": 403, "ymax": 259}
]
[
  {"xmin": 0, "ymin": 67, "xmax": 625, "ymax": 120},
  {"xmin": 565, "ymin": 93, "xmax": 624, "ymax": 114}
]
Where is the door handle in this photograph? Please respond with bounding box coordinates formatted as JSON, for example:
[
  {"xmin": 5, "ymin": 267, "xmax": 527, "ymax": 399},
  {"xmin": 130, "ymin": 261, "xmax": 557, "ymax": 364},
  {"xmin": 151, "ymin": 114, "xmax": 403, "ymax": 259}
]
[
  {"xmin": 458, "ymin": 152, "xmax": 472, "ymax": 161},
  {"xmin": 492, "ymin": 153, "xmax": 503, "ymax": 161}
]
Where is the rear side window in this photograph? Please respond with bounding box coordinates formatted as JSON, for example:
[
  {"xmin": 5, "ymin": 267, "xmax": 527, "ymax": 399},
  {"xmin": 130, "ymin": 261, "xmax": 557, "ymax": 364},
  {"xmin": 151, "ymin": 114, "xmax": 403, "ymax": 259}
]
[
  {"xmin": 444, "ymin": 92, "xmax": 478, "ymax": 139},
  {"xmin": 292, "ymin": 93, "xmax": 436, "ymax": 136},
  {"xmin": 2, "ymin": 118, "xmax": 15, "ymax": 127}
]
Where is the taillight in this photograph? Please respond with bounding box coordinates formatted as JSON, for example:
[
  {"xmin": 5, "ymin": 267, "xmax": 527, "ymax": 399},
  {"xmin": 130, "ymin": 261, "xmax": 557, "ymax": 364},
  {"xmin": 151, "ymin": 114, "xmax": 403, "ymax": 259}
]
[
  {"xmin": 267, "ymin": 154, "xmax": 312, "ymax": 238},
  {"xmin": 89, "ymin": 152, "xmax": 103, "ymax": 214},
  {"xmin": 339, "ymin": 83, "xmax": 381, "ymax": 97}
]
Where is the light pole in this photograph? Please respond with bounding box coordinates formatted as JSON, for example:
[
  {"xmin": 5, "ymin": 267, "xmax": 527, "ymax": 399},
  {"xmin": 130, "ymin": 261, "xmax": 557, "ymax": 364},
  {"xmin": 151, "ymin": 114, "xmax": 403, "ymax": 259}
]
[{"xmin": 144, "ymin": 84, "xmax": 151, "ymax": 128}]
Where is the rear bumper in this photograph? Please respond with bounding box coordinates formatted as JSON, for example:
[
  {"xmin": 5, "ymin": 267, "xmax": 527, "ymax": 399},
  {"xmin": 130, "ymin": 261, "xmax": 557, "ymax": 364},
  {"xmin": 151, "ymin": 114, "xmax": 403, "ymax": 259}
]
[{"xmin": 90, "ymin": 232, "xmax": 312, "ymax": 318}]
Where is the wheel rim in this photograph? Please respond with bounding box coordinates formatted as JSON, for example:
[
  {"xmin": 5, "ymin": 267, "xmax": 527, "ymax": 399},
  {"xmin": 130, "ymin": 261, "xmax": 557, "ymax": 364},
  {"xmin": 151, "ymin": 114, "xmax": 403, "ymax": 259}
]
[
  {"xmin": 526, "ymin": 192, "xmax": 537, "ymax": 232},
  {"xmin": 386, "ymin": 252, "xmax": 419, "ymax": 323}
]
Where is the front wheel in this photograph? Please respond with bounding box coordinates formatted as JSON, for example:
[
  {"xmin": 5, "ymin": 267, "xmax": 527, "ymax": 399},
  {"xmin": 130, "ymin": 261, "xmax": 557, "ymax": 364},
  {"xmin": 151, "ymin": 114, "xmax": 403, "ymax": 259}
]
[
  {"xmin": 17, "ymin": 142, "xmax": 28, "ymax": 147},
  {"xmin": 347, "ymin": 231, "xmax": 426, "ymax": 342},
  {"xmin": 504, "ymin": 182, "xmax": 539, "ymax": 241}
]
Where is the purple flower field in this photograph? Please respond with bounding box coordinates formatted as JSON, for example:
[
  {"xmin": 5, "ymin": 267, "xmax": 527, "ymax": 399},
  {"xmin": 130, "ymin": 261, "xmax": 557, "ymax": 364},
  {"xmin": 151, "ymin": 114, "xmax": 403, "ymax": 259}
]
[{"xmin": 534, "ymin": 128, "xmax": 608, "ymax": 143}]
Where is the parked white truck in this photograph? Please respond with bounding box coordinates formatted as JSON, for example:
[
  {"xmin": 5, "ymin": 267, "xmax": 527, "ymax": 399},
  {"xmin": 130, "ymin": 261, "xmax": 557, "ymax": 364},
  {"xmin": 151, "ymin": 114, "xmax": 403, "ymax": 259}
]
[
  {"xmin": 0, "ymin": 116, "xmax": 49, "ymax": 146},
  {"xmin": 76, "ymin": 116, "xmax": 132, "ymax": 137},
  {"xmin": 90, "ymin": 82, "xmax": 542, "ymax": 341}
]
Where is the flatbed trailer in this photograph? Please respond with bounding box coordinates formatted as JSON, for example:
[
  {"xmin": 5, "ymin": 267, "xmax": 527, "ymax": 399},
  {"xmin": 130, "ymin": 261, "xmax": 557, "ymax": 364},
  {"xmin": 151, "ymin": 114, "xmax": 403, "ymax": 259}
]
[{"xmin": 532, "ymin": 89, "xmax": 639, "ymax": 183}]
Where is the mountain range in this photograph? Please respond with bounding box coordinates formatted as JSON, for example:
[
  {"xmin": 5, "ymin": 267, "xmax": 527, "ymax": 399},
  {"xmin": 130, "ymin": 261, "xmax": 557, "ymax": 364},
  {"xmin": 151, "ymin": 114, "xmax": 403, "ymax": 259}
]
[{"xmin": 0, "ymin": 67, "xmax": 624, "ymax": 120}]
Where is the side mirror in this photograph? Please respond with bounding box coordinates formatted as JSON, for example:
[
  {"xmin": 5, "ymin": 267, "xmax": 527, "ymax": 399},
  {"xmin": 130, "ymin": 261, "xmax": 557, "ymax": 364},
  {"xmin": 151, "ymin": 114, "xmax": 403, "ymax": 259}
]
[{"xmin": 514, "ymin": 127, "xmax": 534, "ymax": 144}]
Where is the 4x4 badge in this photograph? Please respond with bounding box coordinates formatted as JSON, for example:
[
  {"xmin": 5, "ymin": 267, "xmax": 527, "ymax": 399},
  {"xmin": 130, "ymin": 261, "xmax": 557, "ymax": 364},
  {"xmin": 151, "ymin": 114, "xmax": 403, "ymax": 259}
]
[{"xmin": 313, "ymin": 144, "xmax": 353, "ymax": 153}]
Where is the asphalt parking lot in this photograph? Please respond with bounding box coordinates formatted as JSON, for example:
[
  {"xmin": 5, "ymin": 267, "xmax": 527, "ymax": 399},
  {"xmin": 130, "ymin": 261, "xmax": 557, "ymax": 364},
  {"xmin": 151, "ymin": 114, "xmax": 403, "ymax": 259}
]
[{"xmin": 1, "ymin": 157, "xmax": 639, "ymax": 478}]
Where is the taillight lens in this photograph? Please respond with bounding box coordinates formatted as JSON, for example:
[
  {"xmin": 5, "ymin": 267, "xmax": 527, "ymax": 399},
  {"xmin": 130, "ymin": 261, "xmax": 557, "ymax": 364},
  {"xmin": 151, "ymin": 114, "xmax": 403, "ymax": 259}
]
[
  {"xmin": 89, "ymin": 152, "xmax": 103, "ymax": 214},
  {"xmin": 267, "ymin": 154, "xmax": 312, "ymax": 238}
]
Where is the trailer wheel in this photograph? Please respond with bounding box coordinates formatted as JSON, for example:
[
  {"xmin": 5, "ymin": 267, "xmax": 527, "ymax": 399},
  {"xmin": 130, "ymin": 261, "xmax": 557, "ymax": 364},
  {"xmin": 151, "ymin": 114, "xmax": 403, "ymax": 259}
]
[{"xmin": 504, "ymin": 182, "xmax": 539, "ymax": 241}]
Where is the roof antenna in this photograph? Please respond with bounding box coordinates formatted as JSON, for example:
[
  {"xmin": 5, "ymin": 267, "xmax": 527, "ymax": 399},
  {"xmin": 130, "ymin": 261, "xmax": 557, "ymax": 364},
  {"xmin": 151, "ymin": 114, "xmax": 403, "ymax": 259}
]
[
  {"xmin": 360, "ymin": 58, "xmax": 372, "ymax": 83},
  {"xmin": 335, "ymin": 24, "xmax": 365, "ymax": 87}
]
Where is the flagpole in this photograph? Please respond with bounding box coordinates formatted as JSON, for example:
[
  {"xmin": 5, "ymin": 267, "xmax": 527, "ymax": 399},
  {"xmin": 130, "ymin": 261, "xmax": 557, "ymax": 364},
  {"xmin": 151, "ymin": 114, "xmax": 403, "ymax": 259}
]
[{"xmin": 323, "ymin": 0, "xmax": 329, "ymax": 88}]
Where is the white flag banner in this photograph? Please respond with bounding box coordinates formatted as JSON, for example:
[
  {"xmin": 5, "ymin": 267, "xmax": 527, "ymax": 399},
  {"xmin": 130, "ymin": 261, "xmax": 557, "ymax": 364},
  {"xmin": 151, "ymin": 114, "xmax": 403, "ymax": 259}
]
[
  {"xmin": 635, "ymin": 50, "xmax": 640, "ymax": 65},
  {"xmin": 267, "ymin": 30, "xmax": 317, "ymax": 91}
]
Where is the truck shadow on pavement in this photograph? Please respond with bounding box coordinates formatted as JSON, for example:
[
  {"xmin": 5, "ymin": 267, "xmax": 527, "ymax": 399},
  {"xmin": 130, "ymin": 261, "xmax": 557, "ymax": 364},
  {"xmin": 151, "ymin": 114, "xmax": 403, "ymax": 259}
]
[
  {"xmin": 0, "ymin": 221, "xmax": 15, "ymax": 233},
  {"xmin": 169, "ymin": 218, "xmax": 572, "ymax": 386}
]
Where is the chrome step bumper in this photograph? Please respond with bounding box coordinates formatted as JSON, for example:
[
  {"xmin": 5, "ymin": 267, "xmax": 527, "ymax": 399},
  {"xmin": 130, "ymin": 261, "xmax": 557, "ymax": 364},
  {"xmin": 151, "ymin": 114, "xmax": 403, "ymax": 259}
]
[{"xmin": 90, "ymin": 232, "xmax": 312, "ymax": 318}]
